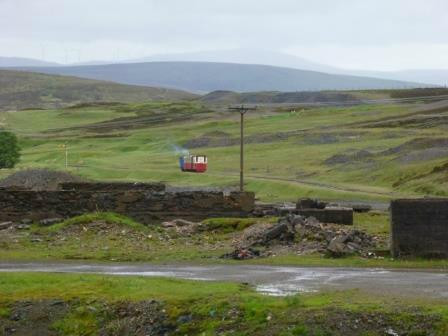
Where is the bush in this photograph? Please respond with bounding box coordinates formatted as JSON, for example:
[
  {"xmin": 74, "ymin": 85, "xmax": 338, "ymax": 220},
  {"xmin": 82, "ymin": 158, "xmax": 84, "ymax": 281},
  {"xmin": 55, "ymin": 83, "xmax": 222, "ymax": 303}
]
[{"xmin": 0, "ymin": 131, "xmax": 20, "ymax": 168}]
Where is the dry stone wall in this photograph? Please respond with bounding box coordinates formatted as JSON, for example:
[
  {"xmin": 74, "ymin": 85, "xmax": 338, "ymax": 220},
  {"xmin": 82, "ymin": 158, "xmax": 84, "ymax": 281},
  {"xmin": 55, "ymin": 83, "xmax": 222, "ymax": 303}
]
[
  {"xmin": 391, "ymin": 198, "xmax": 448, "ymax": 258},
  {"xmin": 0, "ymin": 189, "xmax": 255, "ymax": 224},
  {"xmin": 59, "ymin": 182, "xmax": 166, "ymax": 192}
]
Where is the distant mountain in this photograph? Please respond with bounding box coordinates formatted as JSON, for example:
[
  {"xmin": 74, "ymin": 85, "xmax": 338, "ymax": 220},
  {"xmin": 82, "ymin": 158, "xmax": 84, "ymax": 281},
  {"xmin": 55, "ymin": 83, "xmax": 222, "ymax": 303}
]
[
  {"xmin": 2, "ymin": 49, "xmax": 446, "ymax": 86},
  {"xmin": 13, "ymin": 61, "xmax": 425, "ymax": 93},
  {"xmin": 127, "ymin": 49, "xmax": 447, "ymax": 87},
  {"xmin": 343, "ymin": 69, "xmax": 448, "ymax": 87},
  {"xmin": 0, "ymin": 70, "xmax": 196, "ymax": 111},
  {"xmin": 128, "ymin": 48, "xmax": 340, "ymax": 74},
  {"xmin": 69, "ymin": 60, "xmax": 120, "ymax": 66},
  {"xmin": 0, "ymin": 57, "xmax": 61, "ymax": 68}
]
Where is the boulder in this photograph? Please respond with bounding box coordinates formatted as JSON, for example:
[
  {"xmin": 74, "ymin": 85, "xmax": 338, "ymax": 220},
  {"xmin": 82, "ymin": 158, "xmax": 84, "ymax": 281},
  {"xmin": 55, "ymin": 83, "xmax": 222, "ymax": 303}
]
[{"xmin": 327, "ymin": 238, "xmax": 349, "ymax": 257}]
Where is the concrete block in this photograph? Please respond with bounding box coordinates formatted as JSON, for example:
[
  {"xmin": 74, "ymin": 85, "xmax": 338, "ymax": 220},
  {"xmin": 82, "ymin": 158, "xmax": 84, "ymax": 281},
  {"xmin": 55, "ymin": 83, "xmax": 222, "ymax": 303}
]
[{"xmin": 391, "ymin": 198, "xmax": 448, "ymax": 258}]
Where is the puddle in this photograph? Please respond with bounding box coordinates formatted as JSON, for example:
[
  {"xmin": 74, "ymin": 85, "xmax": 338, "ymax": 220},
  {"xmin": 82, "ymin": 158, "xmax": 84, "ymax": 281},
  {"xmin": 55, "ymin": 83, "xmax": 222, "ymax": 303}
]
[
  {"xmin": 256, "ymin": 283, "xmax": 318, "ymax": 296},
  {"xmin": 1, "ymin": 262, "xmax": 447, "ymax": 299}
]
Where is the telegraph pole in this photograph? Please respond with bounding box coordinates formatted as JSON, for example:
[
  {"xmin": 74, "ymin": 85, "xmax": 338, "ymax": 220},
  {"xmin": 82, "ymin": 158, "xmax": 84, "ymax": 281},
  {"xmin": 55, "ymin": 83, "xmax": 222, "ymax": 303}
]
[{"xmin": 228, "ymin": 105, "xmax": 257, "ymax": 191}]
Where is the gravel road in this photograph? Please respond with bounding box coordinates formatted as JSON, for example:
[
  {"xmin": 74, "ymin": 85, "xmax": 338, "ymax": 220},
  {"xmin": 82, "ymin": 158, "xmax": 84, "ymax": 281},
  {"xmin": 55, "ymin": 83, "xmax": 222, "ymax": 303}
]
[{"xmin": 1, "ymin": 262, "xmax": 447, "ymax": 298}]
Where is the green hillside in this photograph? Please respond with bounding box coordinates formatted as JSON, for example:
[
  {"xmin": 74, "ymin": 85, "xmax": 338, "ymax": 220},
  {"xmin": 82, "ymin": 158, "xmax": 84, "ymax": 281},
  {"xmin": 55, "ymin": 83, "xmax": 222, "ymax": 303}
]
[
  {"xmin": 0, "ymin": 70, "xmax": 197, "ymax": 111},
  {"xmin": 1, "ymin": 98, "xmax": 448, "ymax": 203}
]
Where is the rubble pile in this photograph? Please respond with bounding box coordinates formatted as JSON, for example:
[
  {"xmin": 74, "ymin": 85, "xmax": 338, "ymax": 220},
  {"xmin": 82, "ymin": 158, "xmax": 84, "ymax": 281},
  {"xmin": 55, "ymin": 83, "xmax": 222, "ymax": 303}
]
[
  {"xmin": 225, "ymin": 214, "xmax": 377, "ymax": 259},
  {"xmin": 0, "ymin": 169, "xmax": 85, "ymax": 191}
]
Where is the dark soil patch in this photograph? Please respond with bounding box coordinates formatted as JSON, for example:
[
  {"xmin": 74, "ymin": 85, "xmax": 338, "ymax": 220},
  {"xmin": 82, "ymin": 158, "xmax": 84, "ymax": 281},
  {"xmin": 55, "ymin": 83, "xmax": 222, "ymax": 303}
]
[
  {"xmin": 299, "ymin": 132, "xmax": 363, "ymax": 145},
  {"xmin": 0, "ymin": 299, "xmax": 442, "ymax": 336},
  {"xmin": 395, "ymin": 148, "xmax": 448, "ymax": 164},
  {"xmin": 201, "ymin": 90, "xmax": 361, "ymax": 105},
  {"xmin": 388, "ymin": 87, "xmax": 448, "ymax": 98},
  {"xmin": 299, "ymin": 307, "xmax": 441, "ymax": 336},
  {"xmin": 324, "ymin": 150, "xmax": 374, "ymax": 166},
  {"xmin": 184, "ymin": 130, "xmax": 306, "ymax": 149},
  {"xmin": 324, "ymin": 137, "xmax": 448, "ymax": 167},
  {"xmin": 100, "ymin": 300, "xmax": 174, "ymax": 336},
  {"xmin": 83, "ymin": 133, "xmax": 129, "ymax": 139},
  {"xmin": 1, "ymin": 300, "xmax": 70, "ymax": 336},
  {"xmin": 0, "ymin": 300, "xmax": 172, "ymax": 336},
  {"xmin": 184, "ymin": 131, "xmax": 233, "ymax": 148},
  {"xmin": 357, "ymin": 112, "xmax": 448, "ymax": 129},
  {"xmin": 0, "ymin": 169, "xmax": 85, "ymax": 191},
  {"xmin": 67, "ymin": 102, "xmax": 126, "ymax": 109},
  {"xmin": 382, "ymin": 137, "xmax": 448, "ymax": 156}
]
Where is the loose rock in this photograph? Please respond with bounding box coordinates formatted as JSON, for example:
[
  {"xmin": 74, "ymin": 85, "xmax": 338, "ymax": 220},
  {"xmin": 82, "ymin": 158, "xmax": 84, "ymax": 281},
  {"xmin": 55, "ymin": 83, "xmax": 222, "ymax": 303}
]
[
  {"xmin": 0, "ymin": 221, "xmax": 14, "ymax": 230},
  {"xmin": 39, "ymin": 218, "xmax": 63, "ymax": 227},
  {"xmin": 228, "ymin": 214, "xmax": 376, "ymax": 259}
]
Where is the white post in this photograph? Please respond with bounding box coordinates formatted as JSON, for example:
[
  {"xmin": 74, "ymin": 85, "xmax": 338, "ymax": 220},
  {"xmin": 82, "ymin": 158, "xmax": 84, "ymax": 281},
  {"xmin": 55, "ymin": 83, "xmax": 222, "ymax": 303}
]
[{"xmin": 65, "ymin": 146, "xmax": 68, "ymax": 169}]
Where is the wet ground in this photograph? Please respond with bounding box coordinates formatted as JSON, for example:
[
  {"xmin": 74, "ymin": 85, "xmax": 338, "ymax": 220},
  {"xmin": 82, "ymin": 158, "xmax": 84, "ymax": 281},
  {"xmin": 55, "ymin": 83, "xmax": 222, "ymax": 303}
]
[{"xmin": 1, "ymin": 261, "xmax": 447, "ymax": 298}]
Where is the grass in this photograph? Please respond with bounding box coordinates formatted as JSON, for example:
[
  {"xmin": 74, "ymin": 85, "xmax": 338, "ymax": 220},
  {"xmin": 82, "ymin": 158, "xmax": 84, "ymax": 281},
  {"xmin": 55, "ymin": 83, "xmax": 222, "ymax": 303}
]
[
  {"xmin": 2, "ymin": 99, "xmax": 448, "ymax": 270},
  {"xmin": 46, "ymin": 212, "xmax": 146, "ymax": 233},
  {"xmin": 0, "ymin": 273, "xmax": 241, "ymax": 302},
  {"xmin": 200, "ymin": 217, "xmax": 276, "ymax": 233},
  {"xmin": 353, "ymin": 212, "xmax": 390, "ymax": 236},
  {"xmin": 2, "ymin": 212, "xmax": 448, "ymax": 269},
  {"xmin": 0, "ymin": 273, "xmax": 448, "ymax": 335},
  {"xmin": 246, "ymin": 254, "xmax": 448, "ymax": 270},
  {"xmin": 3, "ymin": 99, "xmax": 447, "ymax": 203}
]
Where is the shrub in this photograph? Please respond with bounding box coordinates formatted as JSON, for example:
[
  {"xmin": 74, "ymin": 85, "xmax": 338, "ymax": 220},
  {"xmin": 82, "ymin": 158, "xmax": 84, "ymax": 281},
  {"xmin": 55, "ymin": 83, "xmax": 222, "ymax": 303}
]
[{"xmin": 0, "ymin": 131, "xmax": 20, "ymax": 168}]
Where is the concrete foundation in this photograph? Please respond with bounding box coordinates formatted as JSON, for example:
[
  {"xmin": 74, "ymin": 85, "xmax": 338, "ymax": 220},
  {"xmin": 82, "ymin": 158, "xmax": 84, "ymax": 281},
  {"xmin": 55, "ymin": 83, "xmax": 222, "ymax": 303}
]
[
  {"xmin": 391, "ymin": 198, "xmax": 448, "ymax": 258},
  {"xmin": 296, "ymin": 208, "xmax": 353, "ymax": 225}
]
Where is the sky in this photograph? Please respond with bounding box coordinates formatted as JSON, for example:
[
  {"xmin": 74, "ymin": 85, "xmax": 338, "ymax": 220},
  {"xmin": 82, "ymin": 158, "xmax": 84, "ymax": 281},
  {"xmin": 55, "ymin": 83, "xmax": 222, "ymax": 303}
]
[{"xmin": 1, "ymin": 0, "xmax": 448, "ymax": 70}]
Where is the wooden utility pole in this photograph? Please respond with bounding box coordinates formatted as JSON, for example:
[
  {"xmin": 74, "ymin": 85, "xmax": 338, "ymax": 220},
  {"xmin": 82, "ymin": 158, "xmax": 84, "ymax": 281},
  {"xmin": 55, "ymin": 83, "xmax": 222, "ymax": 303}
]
[{"xmin": 228, "ymin": 105, "xmax": 257, "ymax": 191}]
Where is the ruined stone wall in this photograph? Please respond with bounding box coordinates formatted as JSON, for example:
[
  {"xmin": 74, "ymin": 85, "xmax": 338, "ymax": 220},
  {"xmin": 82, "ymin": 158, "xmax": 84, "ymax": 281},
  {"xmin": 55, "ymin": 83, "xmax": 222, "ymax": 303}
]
[
  {"xmin": 0, "ymin": 190, "xmax": 255, "ymax": 224},
  {"xmin": 391, "ymin": 198, "xmax": 448, "ymax": 258},
  {"xmin": 59, "ymin": 182, "xmax": 166, "ymax": 192},
  {"xmin": 295, "ymin": 208, "xmax": 353, "ymax": 225}
]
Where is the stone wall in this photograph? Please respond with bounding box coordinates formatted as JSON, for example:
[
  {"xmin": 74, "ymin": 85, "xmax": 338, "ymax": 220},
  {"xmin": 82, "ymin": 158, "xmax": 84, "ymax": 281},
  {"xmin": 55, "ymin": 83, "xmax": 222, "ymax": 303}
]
[
  {"xmin": 0, "ymin": 190, "xmax": 255, "ymax": 224},
  {"xmin": 294, "ymin": 198, "xmax": 353, "ymax": 225},
  {"xmin": 391, "ymin": 198, "xmax": 448, "ymax": 258},
  {"xmin": 296, "ymin": 208, "xmax": 353, "ymax": 225},
  {"xmin": 59, "ymin": 182, "xmax": 166, "ymax": 192}
]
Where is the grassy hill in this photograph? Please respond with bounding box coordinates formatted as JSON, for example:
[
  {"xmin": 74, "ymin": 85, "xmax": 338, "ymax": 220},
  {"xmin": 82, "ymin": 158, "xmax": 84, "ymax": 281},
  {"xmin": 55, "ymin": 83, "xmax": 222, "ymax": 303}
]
[
  {"xmin": 0, "ymin": 70, "xmax": 197, "ymax": 111},
  {"xmin": 0, "ymin": 56, "xmax": 60, "ymax": 67},
  {"xmin": 1, "ymin": 95, "xmax": 448, "ymax": 203},
  {"xmin": 14, "ymin": 61, "xmax": 425, "ymax": 93}
]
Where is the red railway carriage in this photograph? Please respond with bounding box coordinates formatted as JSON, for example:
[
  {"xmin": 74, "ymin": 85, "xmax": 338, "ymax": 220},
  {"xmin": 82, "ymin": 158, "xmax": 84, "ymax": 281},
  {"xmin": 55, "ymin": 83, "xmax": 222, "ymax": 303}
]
[{"xmin": 179, "ymin": 154, "xmax": 208, "ymax": 173}]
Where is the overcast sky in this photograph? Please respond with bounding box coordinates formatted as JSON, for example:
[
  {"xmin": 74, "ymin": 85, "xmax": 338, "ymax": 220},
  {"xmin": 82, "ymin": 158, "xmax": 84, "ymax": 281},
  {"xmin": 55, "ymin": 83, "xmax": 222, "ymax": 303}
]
[{"xmin": 1, "ymin": 0, "xmax": 448, "ymax": 70}]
